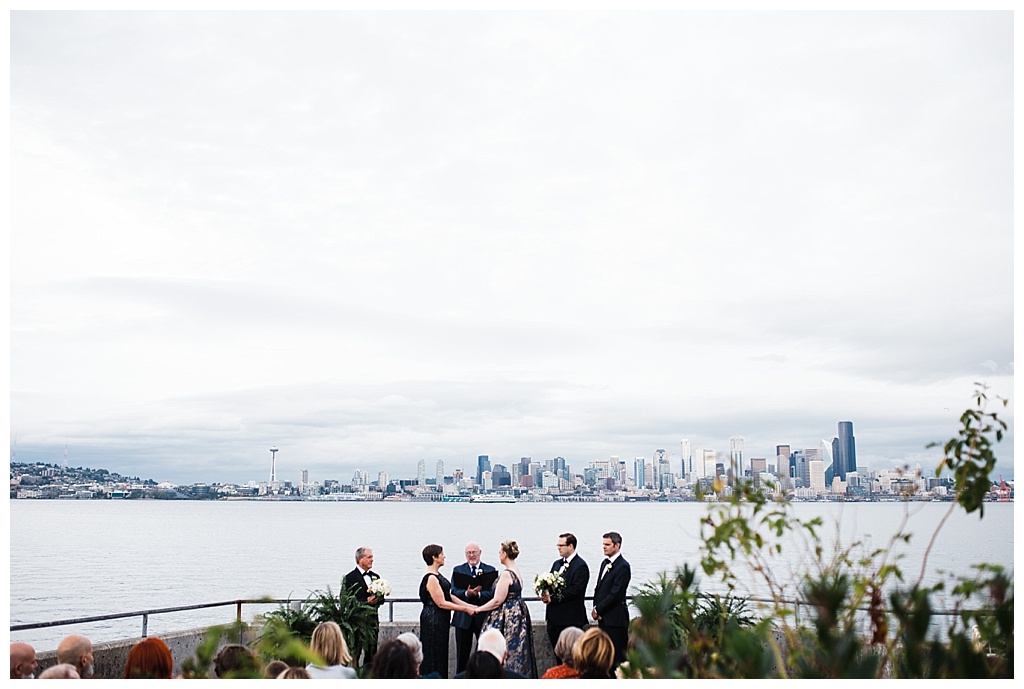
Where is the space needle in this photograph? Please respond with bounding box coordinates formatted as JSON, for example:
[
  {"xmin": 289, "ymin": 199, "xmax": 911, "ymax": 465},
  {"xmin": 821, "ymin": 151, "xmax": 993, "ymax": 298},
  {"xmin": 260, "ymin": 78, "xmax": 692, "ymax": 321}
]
[{"xmin": 269, "ymin": 446, "xmax": 279, "ymax": 484}]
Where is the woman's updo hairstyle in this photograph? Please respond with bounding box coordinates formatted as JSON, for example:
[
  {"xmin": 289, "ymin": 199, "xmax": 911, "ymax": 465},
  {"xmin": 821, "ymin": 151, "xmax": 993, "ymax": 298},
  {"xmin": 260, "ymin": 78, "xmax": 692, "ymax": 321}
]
[{"xmin": 500, "ymin": 540, "xmax": 520, "ymax": 560}]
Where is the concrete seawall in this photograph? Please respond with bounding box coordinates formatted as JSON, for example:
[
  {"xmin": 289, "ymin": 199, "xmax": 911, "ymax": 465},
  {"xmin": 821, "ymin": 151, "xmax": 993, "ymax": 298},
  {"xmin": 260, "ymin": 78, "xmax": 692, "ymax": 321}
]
[{"xmin": 34, "ymin": 621, "xmax": 559, "ymax": 679}]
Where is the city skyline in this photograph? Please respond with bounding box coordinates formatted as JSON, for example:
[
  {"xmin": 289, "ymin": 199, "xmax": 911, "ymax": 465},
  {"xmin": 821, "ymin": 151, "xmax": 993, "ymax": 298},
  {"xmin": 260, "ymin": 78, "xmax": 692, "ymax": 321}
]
[{"xmin": 9, "ymin": 12, "xmax": 1013, "ymax": 486}]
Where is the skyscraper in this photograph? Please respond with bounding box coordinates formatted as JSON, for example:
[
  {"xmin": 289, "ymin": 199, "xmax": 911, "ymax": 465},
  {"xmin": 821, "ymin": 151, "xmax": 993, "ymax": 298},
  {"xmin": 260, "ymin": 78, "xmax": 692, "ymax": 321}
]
[
  {"xmin": 680, "ymin": 439, "xmax": 691, "ymax": 477},
  {"xmin": 729, "ymin": 436, "xmax": 744, "ymax": 485},
  {"xmin": 837, "ymin": 421, "xmax": 857, "ymax": 479},
  {"xmin": 477, "ymin": 455, "xmax": 491, "ymax": 485},
  {"xmin": 435, "ymin": 459, "xmax": 444, "ymax": 487},
  {"xmin": 634, "ymin": 457, "xmax": 646, "ymax": 488},
  {"xmin": 417, "ymin": 459, "xmax": 426, "ymax": 485}
]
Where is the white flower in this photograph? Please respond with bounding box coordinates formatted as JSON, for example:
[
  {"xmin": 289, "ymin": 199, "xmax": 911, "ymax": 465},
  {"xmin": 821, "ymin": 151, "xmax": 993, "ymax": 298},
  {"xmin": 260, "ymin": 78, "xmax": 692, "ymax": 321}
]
[{"xmin": 369, "ymin": 579, "xmax": 391, "ymax": 597}]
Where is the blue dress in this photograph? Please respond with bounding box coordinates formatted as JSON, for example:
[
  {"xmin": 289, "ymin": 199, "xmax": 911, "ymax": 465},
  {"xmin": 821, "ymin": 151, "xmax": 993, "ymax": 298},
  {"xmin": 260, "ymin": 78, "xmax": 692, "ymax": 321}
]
[
  {"xmin": 419, "ymin": 573, "xmax": 452, "ymax": 678},
  {"xmin": 481, "ymin": 570, "xmax": 538, "ymax": 678}
]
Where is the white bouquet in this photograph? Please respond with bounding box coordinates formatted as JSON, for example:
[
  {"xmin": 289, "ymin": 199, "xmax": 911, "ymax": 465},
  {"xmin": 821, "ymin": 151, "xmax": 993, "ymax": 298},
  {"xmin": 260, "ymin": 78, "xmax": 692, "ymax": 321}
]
[
  {"xmin": 534, "ymin": 571, "xmax": 566, "ymax": 601},
  {"xmin": 368, "ymin": 579, "xmax": 391, "ymax": 598}
]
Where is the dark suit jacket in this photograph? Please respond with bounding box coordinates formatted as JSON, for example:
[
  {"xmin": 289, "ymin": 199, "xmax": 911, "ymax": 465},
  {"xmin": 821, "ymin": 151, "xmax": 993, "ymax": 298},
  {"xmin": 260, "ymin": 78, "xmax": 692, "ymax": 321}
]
[
  {"xmin": 545, "ymin": 554, "xmax": 590, "ymax": 628},
  {"xmin": 592, "ymin": 555, "xmax": 631, "ymax": 628},
  {"xmin": 453, "ymin": 669, "xmax": 527, "ymax": 679},
  {"xmin": 343, "ymin": 567, "xmax": 380, "ymax": 604},
  {"xmin": 450, "ymin": 561, "xmax": 496, "ymax": 630}
]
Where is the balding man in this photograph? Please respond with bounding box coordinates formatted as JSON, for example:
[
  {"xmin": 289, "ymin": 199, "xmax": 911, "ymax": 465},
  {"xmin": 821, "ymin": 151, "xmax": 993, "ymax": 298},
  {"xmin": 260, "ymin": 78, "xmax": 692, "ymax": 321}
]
[
  {"xmin": 57, "ymin": 635, "xmax": 94, "ymax": 679},
  {"xmin": 451, "ymin": 541, "xmax": 496, "ymax": 674},
  {"xmin": 10, "ymin": 642, "xmax": 39, "ymax": 679},
  {"xmin": 39, "ymin": 664, "xmax": 81, "ymax": 679}
]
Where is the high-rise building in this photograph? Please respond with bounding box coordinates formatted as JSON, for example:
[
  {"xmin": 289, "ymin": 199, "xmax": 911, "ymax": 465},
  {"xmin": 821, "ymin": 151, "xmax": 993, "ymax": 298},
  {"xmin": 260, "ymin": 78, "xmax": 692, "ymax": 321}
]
[
  {"xmin": 702, "ymin": 449, "xmax": 716, "ymax": 479},
  {"xmin": 477, "ymin": 455, "xmax": 491, "ymax": 485},
  {"xmin": 809, "ymin": 460, "xmax": 826, "ymax": 494},
  {"xmin": 837, "ymin": 421, "xmax": 857, "ymax": 479},
  {"xmin": 417, "ymin": 459, "xmax": 426, "ymax": 485},
  {"xmin": 729, "ymin": 436, "xmax": 744, "ymax": 486},
  {"xmin": 680, "ymin": 439, "xmax": 692, "ymax": 477},
  {"xmin": 633, "ymin": 457, "xmax": 646, "ymax": 488},
  {"xmin": 435, "ymin": 460, "xmax": 444, "ymax": 487}
]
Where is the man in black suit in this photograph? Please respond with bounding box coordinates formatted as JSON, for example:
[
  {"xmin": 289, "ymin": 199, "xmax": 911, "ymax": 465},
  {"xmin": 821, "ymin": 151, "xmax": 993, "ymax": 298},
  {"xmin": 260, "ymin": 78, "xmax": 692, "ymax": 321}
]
[
  {"xmin": 591, "ymin": 531, "xmax": 631, "ymax": 666},
  {"xmin": 542, "ymin": 532, "xmax": 590, "ymax": 661},
  {"xmin": 450, "ymin": 542, "xmax": 496, "ymax": 674},
  {"xmin": 343, "ymin": 546, "xmax": 383, "ymax": 662}
]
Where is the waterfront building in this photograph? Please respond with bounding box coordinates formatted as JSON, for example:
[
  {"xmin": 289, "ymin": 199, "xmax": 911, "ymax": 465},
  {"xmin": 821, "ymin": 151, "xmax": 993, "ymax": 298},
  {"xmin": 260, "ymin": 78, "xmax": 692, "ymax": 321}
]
[
  {"xmin": 837, "ymin": 421, "xmax": 857, "ymax": 479},
  {"xmin": 435, "ymin": 460, "xmax": 444, "ymax": 488},
  {"xmin": 809, "ymin": 460, "xmax": 826, "ymax": 494}
]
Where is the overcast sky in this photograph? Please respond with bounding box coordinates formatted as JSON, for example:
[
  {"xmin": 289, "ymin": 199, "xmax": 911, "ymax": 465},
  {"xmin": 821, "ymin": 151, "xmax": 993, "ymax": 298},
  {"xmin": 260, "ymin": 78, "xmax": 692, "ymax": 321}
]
[{"xmin": 9, "ymin": 11, "xmax": 1014, "ymax": 486}]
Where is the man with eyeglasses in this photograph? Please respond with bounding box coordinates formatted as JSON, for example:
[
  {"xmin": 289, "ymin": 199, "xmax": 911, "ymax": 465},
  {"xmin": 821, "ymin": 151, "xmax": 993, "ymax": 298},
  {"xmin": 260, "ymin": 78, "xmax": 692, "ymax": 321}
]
[
  {"xmin": 542, "ymin": 532, "xmax": 590, "ymax": 661},
  {"xmin": 451, "ymin": 541, "xmax": 496, "ymax": 674}
]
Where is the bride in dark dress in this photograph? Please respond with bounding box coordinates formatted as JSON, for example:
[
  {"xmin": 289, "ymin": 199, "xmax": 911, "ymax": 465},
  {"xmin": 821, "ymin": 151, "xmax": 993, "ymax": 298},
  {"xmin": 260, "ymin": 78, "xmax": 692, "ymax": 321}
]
[
  {"xmin": 473, "ymin": 540, "xmax": 538, "ymax": 678},
  {"xmin": 418, "ymin": 544, "xmax": 478, "ymax": 679}
]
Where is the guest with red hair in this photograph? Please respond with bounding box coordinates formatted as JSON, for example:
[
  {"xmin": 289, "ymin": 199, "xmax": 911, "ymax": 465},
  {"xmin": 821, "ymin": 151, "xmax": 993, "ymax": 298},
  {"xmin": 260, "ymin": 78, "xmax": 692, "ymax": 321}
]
[{"xmin": 123, "ymin": 637, "xmax": 173, "ymax": 679}]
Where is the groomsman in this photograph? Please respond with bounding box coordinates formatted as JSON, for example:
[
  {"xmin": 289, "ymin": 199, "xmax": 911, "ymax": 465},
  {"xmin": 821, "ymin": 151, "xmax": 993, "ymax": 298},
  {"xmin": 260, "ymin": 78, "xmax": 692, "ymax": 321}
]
[
  {"xmin": 591, "ymin": 531, "xmax": 631, "ymax": 666},
  {"xmin": 542, "ymin": 532, "xmax": 590, "ymax": 660},
  {"xmin": 343, "ymin": 546, "xmax": 382, "ymax": 662},
  {"xmin": 451, "ymin": 542, "xmax": 496, "ymax": 674}
]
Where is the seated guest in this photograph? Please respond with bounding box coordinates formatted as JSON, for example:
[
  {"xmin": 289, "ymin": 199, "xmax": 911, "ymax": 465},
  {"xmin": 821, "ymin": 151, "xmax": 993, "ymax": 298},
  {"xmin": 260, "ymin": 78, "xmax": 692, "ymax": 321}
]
[
  {"xmin": 395, "ymin": 632, "xmax": 437, "ymax": 678},
  {"xmin": 214, "ymin": 643, "xmax": 260, "ymax": 678},
  {"xmin": 572, "ymin": 627, "xmax": 616, "ymax": 679},
  {"xmin": 278, "ymin": 666, "xmax": 312, "ymax": 678},
  {"xmin": 57, "ymin": 634, "xmax": 94, "ymax": 679},
  {"xmin": 264, "ymin": 660, "xmax": 289, "ymax": 679},
  {"xmin": 124, "ymin": 637, "xmax": 173, "ymax": 679},
  {"xmin": 541, "ymin": 627, "xmax": 585, "ymax": 679},
  {"xmin": 370, "ymin": 639, "xmax": 417, "ymax": 679},
  {"xmin": 462, "ymin": 651, "xmax": 503, "ymax": 679},
  {"xmin": 306, "ymin": 621, "xmax": 356, "ymax": 679},
  {"xmin": 39, "ymin": 663, "xmax": 80, "ymax": 679},
  {"xmin": 454, "ymin": 628, "xmax": 526, "ymax": 679},
  {"xmin": 10, "ymin": 642, "xmax": 39, "ymax": 679}
]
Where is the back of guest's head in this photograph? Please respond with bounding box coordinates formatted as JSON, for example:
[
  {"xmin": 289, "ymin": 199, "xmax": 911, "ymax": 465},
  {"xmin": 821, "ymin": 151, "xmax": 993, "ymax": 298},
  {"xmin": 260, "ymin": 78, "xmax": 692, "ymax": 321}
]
[
  {"xmin": 421, "ymin": 543, "xmax": 442, "ymax": 565},
  {"xmin": 370, "ymin": 639, "xmax": 417, "ymax": 679},
  {"xmin": 277, "ymin": 666, "xmax": 311, "ymax": 678},
  {"xmin": 554, "ymin": 626, "xmax": 586, "ymax": 667},
  {"xmin": 500, "ymin": 540, "xmax": 520, "ymax": 560},
  {"xmin": 477, "ymin": 628, "xmax": 507, "ymax": 662},
  {"xmin": 213, "ymin": 643, "xmax": 259, "ymax": 678},
  {"xmin": 39, "ymin": 664, "xmax": 80, "ymax": 679},
  {"xmin": 309, "ymin": 621, "xmax": 352, "ymax": 667},
  {"xmin": 395, "ymin": 632, "xmax": 424, "ymax": 667},
  {"xmin": 573, "ymin": 627, "xmax": 615, "ymax": 678},
  {"xmin": 464, "ymin": 650, "xmax": 503, "ymax": 679},
  {"xmin": 123, "ymin": 637, "xmax": 173, "ymax": 679},
  {"xmin": 263, "ymin": 660, "xmax": 289, "ymax": 679},
  {"xmin": 560, "ymin": 532, "xmax": 577, "ymax": 549}
]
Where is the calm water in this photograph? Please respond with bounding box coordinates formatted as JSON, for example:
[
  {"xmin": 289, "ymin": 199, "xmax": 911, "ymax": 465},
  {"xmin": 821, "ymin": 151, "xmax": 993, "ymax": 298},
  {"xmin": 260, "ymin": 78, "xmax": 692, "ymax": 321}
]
[{"xmin": 8, "ymin": 499, "xmax": 1014, "ymax": 650}]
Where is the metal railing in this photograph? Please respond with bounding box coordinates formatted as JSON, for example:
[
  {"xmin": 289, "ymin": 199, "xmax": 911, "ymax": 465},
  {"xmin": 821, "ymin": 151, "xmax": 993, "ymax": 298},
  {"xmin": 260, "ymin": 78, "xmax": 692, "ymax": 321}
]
[{"xmin": 11, "ymin": 594, "xmax": 981, "ymax": 642}]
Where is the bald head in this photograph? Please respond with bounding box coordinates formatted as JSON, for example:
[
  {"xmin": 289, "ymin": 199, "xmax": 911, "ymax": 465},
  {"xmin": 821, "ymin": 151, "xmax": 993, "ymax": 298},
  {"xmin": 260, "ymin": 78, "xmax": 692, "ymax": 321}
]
[
  {"xmin": 10, "ymin": 642, "xmax": 38, "ymax": 679},
  {"xmin": 39, "ymin": 663, "xmax": 81, "ymax": 679},
  {"xmin": 57, "ymin": 635, "xmax": 94, "ymax": 678}
]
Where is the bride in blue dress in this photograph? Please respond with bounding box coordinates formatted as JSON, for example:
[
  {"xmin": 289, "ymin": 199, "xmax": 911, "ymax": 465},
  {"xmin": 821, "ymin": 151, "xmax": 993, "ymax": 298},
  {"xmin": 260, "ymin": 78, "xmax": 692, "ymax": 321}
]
[{"xmin": 474, "ymin": 540, "xmax": 538, "ymax": 678}]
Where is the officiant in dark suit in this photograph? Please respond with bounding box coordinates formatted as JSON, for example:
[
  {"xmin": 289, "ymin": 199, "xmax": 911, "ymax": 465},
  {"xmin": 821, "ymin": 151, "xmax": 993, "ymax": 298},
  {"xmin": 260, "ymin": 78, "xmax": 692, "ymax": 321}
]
[
  {"xmin": 343, "ymin": 546, "xmax": 383, "ymax": 662},
  {"xmin": 591, "ymin": 531, "xmax": 631, "ymax": 665},
  {"xmin": 450, "ymin": 541, "xmax": 496, "ymax": 674},
  {"xmin": 543, "ymin": 532, "xmax": 590, "ymax": 660}
]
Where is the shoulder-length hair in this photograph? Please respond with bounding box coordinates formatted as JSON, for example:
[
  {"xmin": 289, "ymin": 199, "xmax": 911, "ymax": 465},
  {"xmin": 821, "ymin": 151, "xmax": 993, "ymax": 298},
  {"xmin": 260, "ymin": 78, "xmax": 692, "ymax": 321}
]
[
  {"xmin": 310, "ymin": 621, "xmax": 352, "ymax": 667},
  {"xmin": 123, "ymin": 637, "xmax": 173, "ymax": 679}
]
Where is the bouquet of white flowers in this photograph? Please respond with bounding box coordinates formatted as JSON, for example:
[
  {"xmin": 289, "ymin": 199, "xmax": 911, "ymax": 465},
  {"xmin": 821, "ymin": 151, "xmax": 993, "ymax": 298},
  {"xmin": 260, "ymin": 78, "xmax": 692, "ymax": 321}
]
[
  {"xmin": 534, "ymin": 571, "xmax": 566, "ymax": 601},
  {"xmin": 368, "ymin": 579, "xmax": 391, "ymax": 598}
]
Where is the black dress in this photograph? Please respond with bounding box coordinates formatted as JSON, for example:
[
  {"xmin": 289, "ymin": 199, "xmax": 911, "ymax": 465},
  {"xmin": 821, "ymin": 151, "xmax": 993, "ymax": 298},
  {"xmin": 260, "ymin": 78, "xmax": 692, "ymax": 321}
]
[{"xmin": 419, "ymin": 572, "xmax": 452, "ymax": 678}]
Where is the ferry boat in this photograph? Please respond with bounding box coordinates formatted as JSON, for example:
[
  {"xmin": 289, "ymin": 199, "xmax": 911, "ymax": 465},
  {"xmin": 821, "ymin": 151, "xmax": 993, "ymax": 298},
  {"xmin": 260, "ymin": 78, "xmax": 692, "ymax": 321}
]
[{"xmin": 469, "ymin": 494, "xmax": 517, "ymax": 503}]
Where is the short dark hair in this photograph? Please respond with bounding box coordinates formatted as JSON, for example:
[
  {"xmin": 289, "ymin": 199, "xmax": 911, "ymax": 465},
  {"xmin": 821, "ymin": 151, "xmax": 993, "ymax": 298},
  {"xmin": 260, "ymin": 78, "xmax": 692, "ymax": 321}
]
[
  {"xmin": 464, "ymin": 650, "xmax": 503, "ymax": 679},
  {"xmin": 603, "ymin": 532, "xmax": 622, "ymax": 546},
  {"xmin": 422, "ymin": 544, "xmax": 443, "ymax": 565},
  {"xmin": 560, "ymin": 533, "xmax": 577, "ymax": 549},
  {"xmin": 371, "ymin": 639, "xmax": 417, "ymax": 679},
  {"xmin": 213, "ymin": 644, "xmax": 258, "ymax": 678}
]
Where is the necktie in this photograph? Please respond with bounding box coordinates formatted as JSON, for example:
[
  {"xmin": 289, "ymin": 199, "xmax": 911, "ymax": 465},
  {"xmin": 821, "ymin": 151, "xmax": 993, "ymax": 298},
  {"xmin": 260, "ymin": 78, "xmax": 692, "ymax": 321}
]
[{"xmin": 472, "ymin": 566, "xmax": 478, "ymax": 577}]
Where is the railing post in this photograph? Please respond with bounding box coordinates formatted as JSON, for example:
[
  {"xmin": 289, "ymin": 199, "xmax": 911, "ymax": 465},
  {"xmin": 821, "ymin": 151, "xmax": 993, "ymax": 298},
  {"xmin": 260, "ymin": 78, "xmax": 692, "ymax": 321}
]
[
  {"xmin": 237, "ymin": 602, "xmax": 244, "ymax": 644},
  {"xmin": 142, "ymin": 613, "xmax": 148, "ymax": 638},
  {"xmin": 388, "ymin": 600, "xmax": 394, "ymax": 622}
]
